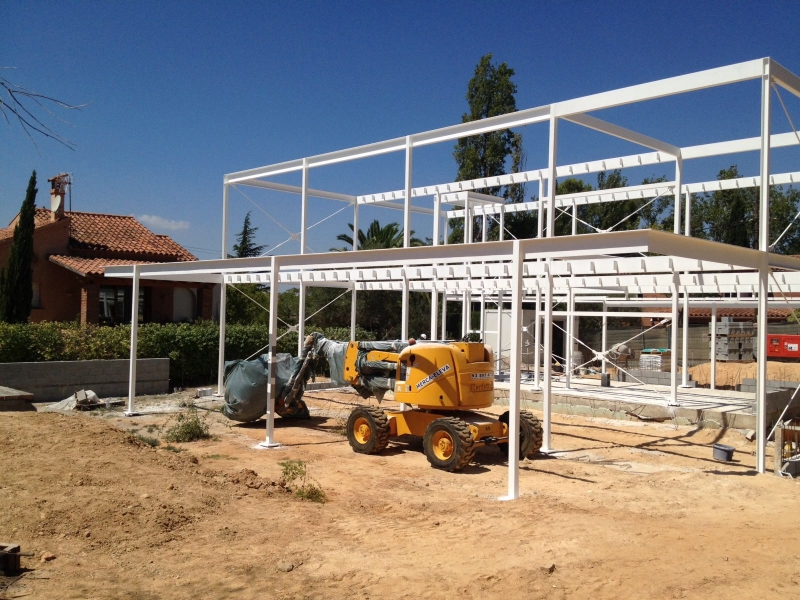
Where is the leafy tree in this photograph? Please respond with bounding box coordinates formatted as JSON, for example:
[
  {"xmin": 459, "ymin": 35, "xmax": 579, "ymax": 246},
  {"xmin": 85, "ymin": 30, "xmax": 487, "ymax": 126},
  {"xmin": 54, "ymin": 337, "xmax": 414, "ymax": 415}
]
[
  {"xmin": 691, "ymin": 165, "xmax": 800, "ymax": 253},
  {"xmin": 0, "ymin": 171, "xmax": 37, "ymax": 323},
  {"xmin": 231, "ymin": 211, "xmax": 267, "ymax": 258},
  {"xmin": 580, "ymin": 170, "xmax": 635, "ymax": 233},
  {"xmin": 334, "ymin": 220, "xmax": 423, "ymax": 250},
  {"xmin": 451, "ymin": 53, "xmax": 522, "ymax": 243},
  {"xmin": 555, "ymin": 177, "xmax": 595, "ymax": 236},
  {"xmin": 314, "ymin": 220, "xmax": 424, "ymax": 338}
]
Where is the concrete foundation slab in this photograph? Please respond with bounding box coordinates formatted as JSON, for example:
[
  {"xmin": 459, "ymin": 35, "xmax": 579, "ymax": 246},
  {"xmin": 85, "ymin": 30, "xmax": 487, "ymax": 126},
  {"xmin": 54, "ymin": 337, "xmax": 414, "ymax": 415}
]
[{"xmin": 495, "ymin": 376, "xmax": 800, "ymax": 431}]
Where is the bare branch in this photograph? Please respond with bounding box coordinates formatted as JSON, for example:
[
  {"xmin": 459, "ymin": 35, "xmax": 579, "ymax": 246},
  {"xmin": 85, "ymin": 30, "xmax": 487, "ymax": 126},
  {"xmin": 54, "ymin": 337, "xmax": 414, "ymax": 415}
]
[{"xmin": 0, "ymin": 70, "xmax": 89, "ymax": 150}]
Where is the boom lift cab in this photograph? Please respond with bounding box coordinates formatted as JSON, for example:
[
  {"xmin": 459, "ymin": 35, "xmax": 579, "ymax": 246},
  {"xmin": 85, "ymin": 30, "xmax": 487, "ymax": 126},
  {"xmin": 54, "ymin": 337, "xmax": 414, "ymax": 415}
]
[{"xmin": 340, "ymin": 339, "xmax": 542, "ymax": 471}]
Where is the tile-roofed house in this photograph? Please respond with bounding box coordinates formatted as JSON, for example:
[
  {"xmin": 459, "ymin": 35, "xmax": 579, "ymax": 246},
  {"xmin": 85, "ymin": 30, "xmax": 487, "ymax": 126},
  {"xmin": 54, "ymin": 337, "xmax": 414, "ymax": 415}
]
[
  {"xmin": 639, "ymin": 296, "xmax": 793, "ymax": 326},
  {"xmin": 0, "ymin": 180, "xmax": 215, "ymax": 325}
]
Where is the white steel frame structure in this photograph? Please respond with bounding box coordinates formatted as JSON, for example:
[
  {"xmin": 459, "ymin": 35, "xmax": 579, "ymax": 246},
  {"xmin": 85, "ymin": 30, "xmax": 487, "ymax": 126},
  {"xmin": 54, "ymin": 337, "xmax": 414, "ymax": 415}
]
[{"xmin": 109, "ymin": 57, "xmax": 800, "ymax": 499}]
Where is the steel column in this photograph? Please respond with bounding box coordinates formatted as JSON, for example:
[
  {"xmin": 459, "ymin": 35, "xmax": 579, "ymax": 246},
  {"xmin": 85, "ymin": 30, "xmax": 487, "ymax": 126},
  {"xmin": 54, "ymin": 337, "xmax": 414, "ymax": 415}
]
[
  {"xmin": 710, "ymin": 305, "xmax": 717, "ymax": 390},
  {"xmin": 217, "ymin": 184, "xmax": 229, "ymax": 396},
  {"xmin": 404, "ymin": 136, "xmax": 412, "ymax": 248},
  {"xmin": 441, "ymin": 293, "xmax": 447, "ymax": 340},
  {"xmin": 353, "ymin": 197, "xmax": 359, "ymax": 251},
  {"xmin": 300, "ymin": 158, "xmax": 309, "ymax": 253},
  {"xmin": 670, "ymin": 274, "xmax": 679, "ymax": 405},
  {"xmin": 681, "ymin": 289, "xmax": 690, "ymax": 387},
  {"xmin": 126, "ymin": 264, "xmax": 140, "ymax": 415},
  {"xmin": 601, "ymin": 302, "xmax": 608, "ymax": 375},
  {"xmin": 674, "ymin": 158, "xmax": 683, "ymax": 235},
  {"xmin": 566, "ymin": 287, "xmax": 574, "ymax": 389},
  {"xmin": 546, "ymin": 120, "xmax": 558, "ymax": 238},
  {"xmin": 497, "ymin": 290, "xmax": 504, "ymax": 373},
  {"xmin": 462, "ymin": 290, "xmax": 469, "ymax": 338},
  {"xmin": 534, "ymin": 285, "xmax": 541, "ymax": 389},
  {"xmin": 756, "ymin": 60, "xmax": 773, "ymax": 473},
  {"xmin": 401, "ymin": 272, "xmax": 409, "ymax": 340},
  {"xmin": 756, "ymin": 262, "xmax": 769, "ymax": 472},
  {"xmin": 350, "ymin": 288, "xmax": 357, "ymax": 339},
  {"xmin": 571, "ymin": 200, "xmax": 577, "ymax": 236},
  {"xmin": 430, "ymin": 287, "xmax": 438, "ymax": 340},
  {"xmin": 260, "ymin": 256, "xmax": 281, "ymax": 448},
  {"xmin": 501, "ymin": 240, "xmax": 523, "ymax": 501},
  {"xmin": 433, "ymin": 193, "xmax": 441, "ymax": 246},
  {"xmin": 297, "ymin": 282, "xmax": 306, "ymax": 355},
  {"xmin": 537, "ymin": 178, "xmax": 543, "ymax": 240},
  {"xmin": 542, "ymin": 271, "xmax": 554, "ymax": 452}
]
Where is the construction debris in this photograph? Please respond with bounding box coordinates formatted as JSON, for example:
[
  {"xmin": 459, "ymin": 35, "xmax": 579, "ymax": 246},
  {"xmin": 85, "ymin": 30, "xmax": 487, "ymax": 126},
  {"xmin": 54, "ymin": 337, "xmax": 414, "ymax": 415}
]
[{"xmin": 41, "ymin": 389, "xmax": 101, "ymax": 412}]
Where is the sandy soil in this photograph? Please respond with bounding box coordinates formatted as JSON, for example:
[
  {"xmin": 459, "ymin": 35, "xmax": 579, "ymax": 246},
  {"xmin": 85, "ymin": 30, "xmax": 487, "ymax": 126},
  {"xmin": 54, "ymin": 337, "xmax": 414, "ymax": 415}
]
[
  {"xmin": 1, "ymin": 389, "xmax": 799, "ymax": 600},
  {"xmin": 689, "ymin": 360, "xmax": 800, "ymax": 388}
]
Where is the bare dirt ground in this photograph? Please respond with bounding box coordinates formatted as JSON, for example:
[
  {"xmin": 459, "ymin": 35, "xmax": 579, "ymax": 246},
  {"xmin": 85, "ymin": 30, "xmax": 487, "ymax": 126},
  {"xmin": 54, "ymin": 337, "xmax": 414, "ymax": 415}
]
[
  {"xmin": 690, "ymin": 359, "xmax": 800, "ymax": 388},
  {"xmin": 2, "ymin": 389, "xmax": 799, "ymax": 600}
]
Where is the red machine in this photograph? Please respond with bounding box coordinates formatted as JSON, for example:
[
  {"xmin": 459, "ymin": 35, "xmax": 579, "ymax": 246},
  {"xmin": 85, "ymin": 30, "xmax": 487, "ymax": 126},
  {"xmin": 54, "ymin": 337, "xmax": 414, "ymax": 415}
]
[{"xmin": 767, "ymin": 334, "xmax": 800, "ymax": 359}]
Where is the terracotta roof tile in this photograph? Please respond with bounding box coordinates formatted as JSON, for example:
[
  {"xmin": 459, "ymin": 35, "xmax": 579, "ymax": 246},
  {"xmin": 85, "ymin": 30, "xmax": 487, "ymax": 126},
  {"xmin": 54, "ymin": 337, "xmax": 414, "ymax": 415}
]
[
  {"xmin": 646, "ymin": 306, "xmax": 792, "ymax": 318},
  {"xmin": 60, "ymin": 210, "xmax": 195, "ymax": 260},
  {"xmin": 49, "ymin": 255, "xmax": 156, "ymax": 277},
  {"xmin": 9, "ymin": 208, "xmax": 194, "ymax": 261}
]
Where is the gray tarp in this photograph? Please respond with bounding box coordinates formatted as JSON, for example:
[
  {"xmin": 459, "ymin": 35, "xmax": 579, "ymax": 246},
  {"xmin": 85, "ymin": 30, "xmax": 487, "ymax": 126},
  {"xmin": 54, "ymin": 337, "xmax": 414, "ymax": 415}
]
[
  {"xmin": 311, "ymin": 335, "xmax": 408, "ymax": 401},
  {"xmin": 222, "ymin": 353, "xmax": 297, "ymax": 422}
]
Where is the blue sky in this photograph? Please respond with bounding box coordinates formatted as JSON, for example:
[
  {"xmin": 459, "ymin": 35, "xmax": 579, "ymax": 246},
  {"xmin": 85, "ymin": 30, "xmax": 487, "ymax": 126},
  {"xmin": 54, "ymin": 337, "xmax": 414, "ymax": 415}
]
[{"xmin": 2, "ymin": 1, "xmax": 800, "ymax": 258}]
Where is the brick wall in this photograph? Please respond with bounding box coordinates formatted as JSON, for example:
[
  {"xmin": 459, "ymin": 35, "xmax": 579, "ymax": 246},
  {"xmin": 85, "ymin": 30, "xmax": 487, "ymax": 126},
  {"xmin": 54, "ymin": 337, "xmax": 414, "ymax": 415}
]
[
  {"xmin": 80, "ymin": 284, "xmax": 100, "ymax": 325},
  {"xmin": 0, "ymin": 358, "xmax": 169, "ymax": 402}
]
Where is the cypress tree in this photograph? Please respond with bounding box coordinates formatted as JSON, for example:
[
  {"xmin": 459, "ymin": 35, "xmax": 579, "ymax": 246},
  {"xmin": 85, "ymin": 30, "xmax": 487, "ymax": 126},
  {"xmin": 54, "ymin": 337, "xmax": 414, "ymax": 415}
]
[{"xmin": 0, "ymin": 171, "xmax": 37, "ymax": 323}]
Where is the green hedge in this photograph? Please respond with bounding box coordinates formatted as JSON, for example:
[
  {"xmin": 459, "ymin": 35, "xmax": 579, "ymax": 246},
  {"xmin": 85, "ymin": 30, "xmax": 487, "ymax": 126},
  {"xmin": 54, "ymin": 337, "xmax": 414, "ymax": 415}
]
[{"xmin": 0, "ymin": 321, "xmax": 375, "ymax": 386}]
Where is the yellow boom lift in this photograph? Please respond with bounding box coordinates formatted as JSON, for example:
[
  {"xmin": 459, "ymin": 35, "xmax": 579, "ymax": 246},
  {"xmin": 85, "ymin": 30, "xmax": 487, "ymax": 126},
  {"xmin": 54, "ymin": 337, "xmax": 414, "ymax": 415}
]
[{"xmin": 310, "ymin": 334, "xmax": 542, "ymax": 471}]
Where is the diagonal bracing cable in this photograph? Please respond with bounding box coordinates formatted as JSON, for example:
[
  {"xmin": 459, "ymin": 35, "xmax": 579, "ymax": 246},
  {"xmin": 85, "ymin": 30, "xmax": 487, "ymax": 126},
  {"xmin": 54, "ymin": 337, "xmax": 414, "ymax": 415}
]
[
  {"xmin": 303, "ymin": 287, "xmax": 353, "ymax": 323},
  {"xmin": 227, "ymin": 283, "xmax": 293, "ymax": 328},
  {"xmin": 551, "ymin": 318, "xmax": 679, "ymax": 410},
  {"xmin": 555, "ymin": 205, "xmax": 601, "ymax": 233},
  {"xmin": 769, "ymin": 83, "xmax": 800, "ymax": 251},
  {"xmin": 488, "ymin": 213, "xmax": 520, "ymax": 240},
  {"xmin": 232, "ymin": 184, "xmax": 295, "ymax": 236},
  {"xmin": 602, "ymin": 188, "xmax": 671, "ymax": 233}
]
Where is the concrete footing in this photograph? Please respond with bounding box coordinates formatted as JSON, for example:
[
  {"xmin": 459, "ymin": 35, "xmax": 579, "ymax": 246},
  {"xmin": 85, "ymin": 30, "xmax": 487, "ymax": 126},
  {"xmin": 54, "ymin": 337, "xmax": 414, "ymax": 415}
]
[{"xmin": 495, "ymin": 377, "xmax": 800, "ymax": 431}]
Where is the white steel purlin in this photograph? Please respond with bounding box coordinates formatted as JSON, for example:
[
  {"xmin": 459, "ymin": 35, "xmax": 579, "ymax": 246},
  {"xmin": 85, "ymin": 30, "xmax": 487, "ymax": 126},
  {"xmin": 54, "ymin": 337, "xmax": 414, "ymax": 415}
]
[{"xmin": 114, "ymin": 58, "xmax": 800, "ymax": 497}]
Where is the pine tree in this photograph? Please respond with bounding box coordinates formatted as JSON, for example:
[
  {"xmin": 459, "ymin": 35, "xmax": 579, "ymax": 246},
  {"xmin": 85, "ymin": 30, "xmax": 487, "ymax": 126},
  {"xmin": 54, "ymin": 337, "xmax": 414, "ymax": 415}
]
[
  {"xmin": 0, "ymin": 171, "xmax": 37, "ymax": 323},
  {"xmin": 231, "ymin": 211, "xmax": 267, "ymax": 258},
  {"xmin": 226, "ymin": 212, "xmax": 268, "ymax": 324}
]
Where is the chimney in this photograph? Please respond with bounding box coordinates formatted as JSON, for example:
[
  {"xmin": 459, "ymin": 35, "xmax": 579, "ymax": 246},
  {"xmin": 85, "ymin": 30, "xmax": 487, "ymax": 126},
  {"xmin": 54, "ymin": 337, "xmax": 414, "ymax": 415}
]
[{"xmin": 48, "ymin": 173, "xmax": 69, "ymax": 221}]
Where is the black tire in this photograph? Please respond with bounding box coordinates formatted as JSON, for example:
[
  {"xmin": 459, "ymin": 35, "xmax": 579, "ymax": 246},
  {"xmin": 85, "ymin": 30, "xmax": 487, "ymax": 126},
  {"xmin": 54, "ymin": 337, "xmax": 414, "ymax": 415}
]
[
  {"xmin": 422, "ymin": 417, "xmax": 475, "ymax": 472},
  {"xmin": 497, "ymin": 410, "xmax": 543, "ymax": 459},
  {"xmin": 346, "ymin": 406, "xmax": 390, "ymax": 454}
]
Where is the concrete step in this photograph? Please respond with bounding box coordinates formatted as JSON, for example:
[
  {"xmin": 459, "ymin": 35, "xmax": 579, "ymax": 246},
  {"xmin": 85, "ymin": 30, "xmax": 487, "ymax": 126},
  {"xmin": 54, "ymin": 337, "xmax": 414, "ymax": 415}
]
[{"xmin": 0, "ymin": 386, "xmax": 34, "ymax": 411}]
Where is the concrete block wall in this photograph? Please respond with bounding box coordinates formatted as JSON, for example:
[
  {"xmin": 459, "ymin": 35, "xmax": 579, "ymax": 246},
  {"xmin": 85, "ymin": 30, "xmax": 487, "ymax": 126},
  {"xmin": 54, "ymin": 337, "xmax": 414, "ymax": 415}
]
[
  {"xmin": 614, "ymin": 367, "xmax": 696, "ymax": 387},
  {"xmin": 0, "ymin": 359, "xmax": 169, "ymax": 402},
  {"xmin": 739, "ymin": 378, "xmax": 800, "ymax": 394},
  {"xmin": 581, "ymin": 326, "xmax": 710, "ymax": 369},
  {"xmin": 582, "ymin": 322, "xmax": 800, "ymax": 371}
]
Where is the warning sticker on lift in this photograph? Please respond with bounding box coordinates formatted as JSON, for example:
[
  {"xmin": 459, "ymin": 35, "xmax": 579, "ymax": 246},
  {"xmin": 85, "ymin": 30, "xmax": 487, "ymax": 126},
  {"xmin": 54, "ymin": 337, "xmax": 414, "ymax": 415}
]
[{"xmin": 415, "ymin": 364, "xmax": 451, "ymax": 390}]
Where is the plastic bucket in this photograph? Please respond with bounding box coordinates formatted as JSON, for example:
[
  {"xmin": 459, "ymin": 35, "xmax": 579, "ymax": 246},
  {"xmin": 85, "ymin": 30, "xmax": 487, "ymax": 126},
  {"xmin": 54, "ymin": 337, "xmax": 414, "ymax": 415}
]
[{"xmin": 712, "ymin": 443, "xmax": 735, "ymax": 462}]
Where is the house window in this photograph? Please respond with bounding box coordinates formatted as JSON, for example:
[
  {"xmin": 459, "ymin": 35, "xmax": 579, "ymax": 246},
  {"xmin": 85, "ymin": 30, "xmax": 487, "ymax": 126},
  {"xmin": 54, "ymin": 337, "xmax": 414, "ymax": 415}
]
[
  {"xmin": 32, "ymin": 282, "xmax": 41, "ymax": 308},
  {"xmin": 98, "ymin": 286, "xmax": 149, "ymax": 325}
]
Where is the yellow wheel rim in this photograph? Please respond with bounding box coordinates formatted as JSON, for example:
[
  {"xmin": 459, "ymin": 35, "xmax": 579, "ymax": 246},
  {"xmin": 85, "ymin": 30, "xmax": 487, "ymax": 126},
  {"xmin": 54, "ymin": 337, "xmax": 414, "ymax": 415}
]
[
  {"xmin": 432, "ymin": 430, "xmax": 455, "ymax": 460},
  {"xmin": 353, "ymin": 417, "xmax": 372, "ymax": 445}
]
